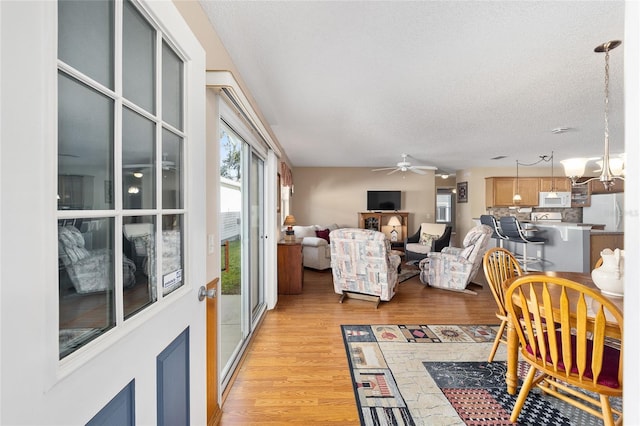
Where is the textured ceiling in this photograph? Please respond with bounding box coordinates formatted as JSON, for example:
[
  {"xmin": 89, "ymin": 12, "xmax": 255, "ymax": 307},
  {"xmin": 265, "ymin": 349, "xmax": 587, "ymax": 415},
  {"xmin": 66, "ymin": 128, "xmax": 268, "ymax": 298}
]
[{"xmin": 200, "ymin": 1, "xmax": 625, "ymax": 173}]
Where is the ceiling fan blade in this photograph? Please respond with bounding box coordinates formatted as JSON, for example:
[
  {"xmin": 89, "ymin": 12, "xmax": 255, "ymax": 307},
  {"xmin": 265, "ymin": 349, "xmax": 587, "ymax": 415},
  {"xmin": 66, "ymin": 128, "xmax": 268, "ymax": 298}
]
[
  {"xmin": 409, "ymin": 167, "xmax": 427, "ymax": 175},
  {"xmin": 412, "ymin": 165, "xmax": 437, "ymax": 170},
  {"xmin": 372, "ymin": 167, "xmax": 396, "ymax": 172},
  {"xmin": 123, "ymin": 163, "xmax": 154, "ymax": 169},
  {"xmin": 387, "ymin": 169, "xmax": 400, "ymax": 175}
]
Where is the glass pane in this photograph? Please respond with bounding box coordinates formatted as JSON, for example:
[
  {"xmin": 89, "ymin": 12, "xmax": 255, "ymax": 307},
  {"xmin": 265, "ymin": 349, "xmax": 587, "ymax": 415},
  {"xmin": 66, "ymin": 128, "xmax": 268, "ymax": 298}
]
[
  {"xmin": 161, "ymin": 129, "xmax": 183, "ymax": 209},
  {"xmin": 58, "ymin": 217, "xmax": 115, "ymax": 358},
  {"xmin": 58, "ymin": 0, "xmax": 114, "ymax": 89},
  {"xmin": 58, "ymin": 72, "xmax": 114, "ymax": 210},
  {"xmin": 162, "ymin": 41, "xmax": 183, "ymax": 130},
  {"xmin": 249, "ymin": 152, "xmax": 264, "ymax": 319},
  {"xmin": 123, "ymin": 0, "xmax": 155, "ymax": 113},
  {"xmin": 123, "ymin": 216, "xmax": 157, "ymax": 318},
  {"xmin": 219, "ymin": 122, "xmax": 243, "ymax": 384},
  {"xmin": 162, "ymin": 214, "xmax": 183, "ymax": 296},
  {"xmin": 122, "ymin": 107, "xmax": 156, "ymax": 209}
]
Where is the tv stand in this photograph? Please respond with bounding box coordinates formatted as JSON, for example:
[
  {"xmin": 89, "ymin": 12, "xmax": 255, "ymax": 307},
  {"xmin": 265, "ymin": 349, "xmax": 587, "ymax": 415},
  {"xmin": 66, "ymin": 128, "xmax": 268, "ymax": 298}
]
[{"xmin": 358, "ymin": 212, "xmax": 409, "ymax": 243}]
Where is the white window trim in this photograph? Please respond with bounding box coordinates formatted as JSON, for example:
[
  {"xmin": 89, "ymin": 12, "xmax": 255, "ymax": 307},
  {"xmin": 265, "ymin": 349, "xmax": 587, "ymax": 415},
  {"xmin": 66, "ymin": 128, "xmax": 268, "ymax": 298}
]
[{"xmin": 50, "ymin": 0, "xmax": 205, "ymax": 383}]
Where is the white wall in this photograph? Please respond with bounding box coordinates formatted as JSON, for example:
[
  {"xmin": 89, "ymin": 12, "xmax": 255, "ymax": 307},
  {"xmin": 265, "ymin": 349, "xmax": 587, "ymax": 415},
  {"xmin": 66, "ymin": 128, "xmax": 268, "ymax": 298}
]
[{"xmin": 291, "ymin": 167, "xmax": 437, "ymax": 234}]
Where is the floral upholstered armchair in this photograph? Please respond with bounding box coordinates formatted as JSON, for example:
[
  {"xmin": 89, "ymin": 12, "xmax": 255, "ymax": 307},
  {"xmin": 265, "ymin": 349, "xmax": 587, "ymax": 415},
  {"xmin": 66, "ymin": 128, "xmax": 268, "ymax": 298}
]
[
  {"xmin": 329, "ymin": 228, "xmax": 401, "ymax": 308},
  {"xmin": 419, "ymin": 224, "xmax": 492, "ymax": 294}
]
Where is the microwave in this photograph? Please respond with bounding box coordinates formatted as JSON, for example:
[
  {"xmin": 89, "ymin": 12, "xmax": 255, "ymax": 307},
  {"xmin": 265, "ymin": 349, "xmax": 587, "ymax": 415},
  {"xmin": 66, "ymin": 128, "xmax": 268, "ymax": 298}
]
[{"xmin": 538, "ymin": 192, "xmax": 572, "ymax": 208}]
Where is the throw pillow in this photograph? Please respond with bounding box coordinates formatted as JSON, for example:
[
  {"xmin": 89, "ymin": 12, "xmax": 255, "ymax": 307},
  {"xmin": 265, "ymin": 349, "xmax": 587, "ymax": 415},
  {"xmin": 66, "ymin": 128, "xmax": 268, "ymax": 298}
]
[
  {"xmin": 294, "ymin": 225, "xmax": 317, "ymax": 239},
  {"xmin": 315, "ymin": 228, "xmax": 330, "ymax": 243},
  {"xmin": 419, "ymin": 232, "xmax": 436, "ymax": 247}
]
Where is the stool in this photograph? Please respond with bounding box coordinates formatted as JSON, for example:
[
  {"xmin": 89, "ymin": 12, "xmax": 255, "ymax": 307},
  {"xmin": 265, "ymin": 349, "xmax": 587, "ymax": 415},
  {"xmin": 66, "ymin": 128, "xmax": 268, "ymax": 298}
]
[
  {"xmin": 498, "ymin": 216, "xmax": 545, "ymax": 272},
  {"xmin": 480, "ymin": 214, "xmax": 509, "ymax": 248}
]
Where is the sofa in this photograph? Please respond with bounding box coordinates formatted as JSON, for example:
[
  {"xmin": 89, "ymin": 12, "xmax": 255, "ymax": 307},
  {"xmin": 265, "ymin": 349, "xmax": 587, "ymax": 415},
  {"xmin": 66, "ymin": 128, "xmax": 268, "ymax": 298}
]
[{"xmin": 287, "ymin": 223, "xmax": 339, "ymax": 270}]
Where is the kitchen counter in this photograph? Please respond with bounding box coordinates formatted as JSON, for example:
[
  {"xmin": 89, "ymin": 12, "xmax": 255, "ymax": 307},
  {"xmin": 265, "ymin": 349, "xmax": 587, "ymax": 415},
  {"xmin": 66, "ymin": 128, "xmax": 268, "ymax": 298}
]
[
  {"xmin": 590, "ymin": 229, "xmax": 624, "ymax": 234},
  {"xmin": 500, "ymin": 222, "xmax": 590, "ymax": 273},
  {"xmin": 479, "ymin": 215, "xmax": 623, "ymax": 273}
]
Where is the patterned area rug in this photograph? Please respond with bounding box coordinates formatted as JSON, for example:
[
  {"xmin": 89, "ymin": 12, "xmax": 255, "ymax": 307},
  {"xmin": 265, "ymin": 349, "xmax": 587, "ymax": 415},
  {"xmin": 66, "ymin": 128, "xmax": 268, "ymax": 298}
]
[
  {"xmin": 397, "ymin": 268, "xmax": 420, "ymax": 283},
  {"xmin": 341, "ymin": 324, "xmax": 622, "ymax": 426}
]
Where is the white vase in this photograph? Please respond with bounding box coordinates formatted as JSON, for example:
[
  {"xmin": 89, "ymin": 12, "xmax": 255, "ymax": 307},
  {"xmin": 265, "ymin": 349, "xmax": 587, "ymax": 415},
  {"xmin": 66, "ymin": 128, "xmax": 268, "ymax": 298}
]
[{"xmin": 591, "ymin": 248, "xmax": 624, "ymax": 297}]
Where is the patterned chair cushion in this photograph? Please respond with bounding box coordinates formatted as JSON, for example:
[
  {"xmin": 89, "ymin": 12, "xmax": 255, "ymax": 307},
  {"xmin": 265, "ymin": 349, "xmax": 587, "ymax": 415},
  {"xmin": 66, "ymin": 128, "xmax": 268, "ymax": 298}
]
[
  {"xmin": 329, "ymin": 228, "xmax": 400, "ymax": 302},
  {"xmin": 421, "ymin": 225, "xmax": 492, "ymax": 292}
]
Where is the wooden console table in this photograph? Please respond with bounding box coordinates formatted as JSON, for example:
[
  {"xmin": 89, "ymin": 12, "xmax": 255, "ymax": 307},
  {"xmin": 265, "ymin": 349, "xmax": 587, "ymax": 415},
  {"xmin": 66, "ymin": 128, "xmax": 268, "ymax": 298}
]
[
  {"xmin": 358, "ymin": 212, "xmax": 409, "ymax": 243},
  {"xmin": 277, "ymin": 240, "xmax": 304, "ymax": 294}
]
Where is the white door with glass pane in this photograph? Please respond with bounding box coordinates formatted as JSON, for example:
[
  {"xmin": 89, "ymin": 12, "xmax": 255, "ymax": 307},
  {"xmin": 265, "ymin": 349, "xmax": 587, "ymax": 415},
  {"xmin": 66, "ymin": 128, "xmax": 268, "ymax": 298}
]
[{"xmin": 0, "ymin": 1, "xmax": 207, "ymax": 424}]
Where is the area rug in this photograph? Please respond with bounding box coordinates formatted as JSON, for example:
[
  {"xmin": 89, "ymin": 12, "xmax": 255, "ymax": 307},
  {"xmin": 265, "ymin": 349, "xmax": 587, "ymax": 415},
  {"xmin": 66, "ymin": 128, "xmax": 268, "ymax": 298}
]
[
  {"xmin": 397, "ymin": 268, "xmax": 420, "ymax": 283},
  {"xmin": 341, "ymin": 324, "xmax": 622, "ymax": 426}
]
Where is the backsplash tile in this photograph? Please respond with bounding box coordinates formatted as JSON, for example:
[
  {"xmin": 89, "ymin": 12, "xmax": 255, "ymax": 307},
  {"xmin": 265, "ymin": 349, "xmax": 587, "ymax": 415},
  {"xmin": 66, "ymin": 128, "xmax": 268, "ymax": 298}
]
[{"xmin": 487, "ymin": 207, "xmax": 582, "ymax": 223}]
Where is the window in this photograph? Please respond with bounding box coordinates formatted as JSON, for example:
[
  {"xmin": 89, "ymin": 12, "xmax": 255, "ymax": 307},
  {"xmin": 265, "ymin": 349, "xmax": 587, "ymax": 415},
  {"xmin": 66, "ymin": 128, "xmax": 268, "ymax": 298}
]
[
  {"xmin": 436, "ymin": 188, "xmax": 455, "ymax": 226},
  {"xmin": 57, "ymin": 0, "xmax": 185, "ymax": 358}
]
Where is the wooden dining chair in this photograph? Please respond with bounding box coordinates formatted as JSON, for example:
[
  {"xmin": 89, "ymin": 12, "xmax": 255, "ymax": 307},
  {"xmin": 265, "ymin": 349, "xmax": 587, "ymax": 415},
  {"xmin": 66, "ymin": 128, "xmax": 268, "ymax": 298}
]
[
  {"xmin": 482, "ymin": 247, "xmax": 523, "ymax": 362},
  {"xmin": 595, "ymin": 257, "xmax": 604, "ymax": 268},
  {"xmin": 505, "ymin": 275, "xmax": 623, "ymax": 426}
]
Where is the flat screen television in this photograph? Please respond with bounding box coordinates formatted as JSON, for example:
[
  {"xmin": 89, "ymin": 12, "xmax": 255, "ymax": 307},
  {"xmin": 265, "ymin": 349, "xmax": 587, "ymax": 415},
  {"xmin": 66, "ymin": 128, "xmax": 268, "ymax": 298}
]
[{"xmin": 367, "ymin": 190, "xmax": 401, "ymax": 211}]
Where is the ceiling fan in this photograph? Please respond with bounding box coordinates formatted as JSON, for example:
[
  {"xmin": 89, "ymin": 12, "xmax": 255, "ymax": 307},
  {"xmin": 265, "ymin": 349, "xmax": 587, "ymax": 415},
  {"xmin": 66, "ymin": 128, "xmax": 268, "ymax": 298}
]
[
  {"xmin": 372, "ymin": 154, "xmax": 437, "ymax": 175},
  {"xmin": 123, "ymin": 154, "xmax": 177, "ymax": 171},
  {"xmin": 123, "ymin": 160, "xmax": 177, "ymax": 171}
]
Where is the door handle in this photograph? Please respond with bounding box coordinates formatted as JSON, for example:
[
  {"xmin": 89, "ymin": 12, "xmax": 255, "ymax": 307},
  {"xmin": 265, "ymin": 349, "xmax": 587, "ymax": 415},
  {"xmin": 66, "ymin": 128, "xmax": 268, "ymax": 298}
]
[{"xmin": 198, "ymin": 286, "xmax": 217, "ymax": 301}]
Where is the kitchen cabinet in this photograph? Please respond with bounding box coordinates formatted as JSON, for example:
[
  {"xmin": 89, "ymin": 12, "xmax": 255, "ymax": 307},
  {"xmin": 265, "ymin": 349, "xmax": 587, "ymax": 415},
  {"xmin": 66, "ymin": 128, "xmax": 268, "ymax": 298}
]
[
  {"xmin": 539, "ymin": 177, "xmax": 572, "ymax": 192},
  {"xmin": 570, "ymin": 182, "xmax": 591, "ymax": 207},
  {"xmin": 590, "ymin": 232, "xmax": 624, "ymax": 270},
  {"xmin": 485, "ymin": 177, "xmax": 539, "ymax": 208},
  {"xmin": 590, "ymin": 178, "xmax": 624, "ymax": 194}
]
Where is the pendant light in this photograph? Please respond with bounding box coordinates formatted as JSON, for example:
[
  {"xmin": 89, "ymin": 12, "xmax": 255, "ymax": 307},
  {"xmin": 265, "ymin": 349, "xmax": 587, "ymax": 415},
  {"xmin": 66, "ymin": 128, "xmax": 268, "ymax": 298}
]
[
  {"xmin": 513, "ymin": 160, "xmax": 522, "ymax": 202},
  {"xmin": 547, "ymin": 151, "xmax": 558, "ymax": 198}
]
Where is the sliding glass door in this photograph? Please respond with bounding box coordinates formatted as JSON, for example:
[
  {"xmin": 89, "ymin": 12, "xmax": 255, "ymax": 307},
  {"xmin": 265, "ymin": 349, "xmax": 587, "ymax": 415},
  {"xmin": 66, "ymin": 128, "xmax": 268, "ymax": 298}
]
[
  {"xmin": 249, "ymin": 152, "xmax": 265, "ymax": 322},
  {"xmin": 219, "ymin": 119, "xmax": 266, "ymax": 390}
]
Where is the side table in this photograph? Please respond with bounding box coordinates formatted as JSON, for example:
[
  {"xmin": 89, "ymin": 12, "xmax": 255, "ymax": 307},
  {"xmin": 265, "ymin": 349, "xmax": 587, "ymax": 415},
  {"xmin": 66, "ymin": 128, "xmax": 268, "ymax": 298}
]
[{"xmin": 277, "ymin": 240, "xmax": 304, "ymax": 294}]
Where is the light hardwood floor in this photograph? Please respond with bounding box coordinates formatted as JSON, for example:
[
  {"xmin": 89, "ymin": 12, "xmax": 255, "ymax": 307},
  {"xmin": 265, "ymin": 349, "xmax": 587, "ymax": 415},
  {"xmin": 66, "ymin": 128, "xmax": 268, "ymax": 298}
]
[{"xmin": 219, "ymin": 267, "xmax": 499, "ymax": 425}]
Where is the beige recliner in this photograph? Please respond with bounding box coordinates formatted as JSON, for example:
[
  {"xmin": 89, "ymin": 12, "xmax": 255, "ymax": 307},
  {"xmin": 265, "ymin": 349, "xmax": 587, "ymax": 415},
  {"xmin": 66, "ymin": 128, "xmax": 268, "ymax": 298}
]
[
  {"xmin": 419, "ymin": 224, "xmax": 492, "ymax": 294},
  {"xmin": 329, "ymin": 228, "xmax": 401, "ymax": 308}
]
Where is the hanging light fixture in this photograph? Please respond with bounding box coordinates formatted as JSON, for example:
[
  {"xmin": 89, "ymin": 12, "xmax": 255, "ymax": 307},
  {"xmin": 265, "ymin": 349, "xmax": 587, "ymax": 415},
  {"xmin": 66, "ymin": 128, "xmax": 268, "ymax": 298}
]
[
  {"xmin": 561, "ymin": 40, "xmax": 625, "ymax": 191},
  {"xmin": 514, "ymin": 152, "xmax": 556, "ymax": 202},
  {"xmin": 548, "ymin": 150, "xmax": 558, "ymax": 199},
  {"xmin": 513, "ymin": 160, "xmax": 522, "ymax": 202}
]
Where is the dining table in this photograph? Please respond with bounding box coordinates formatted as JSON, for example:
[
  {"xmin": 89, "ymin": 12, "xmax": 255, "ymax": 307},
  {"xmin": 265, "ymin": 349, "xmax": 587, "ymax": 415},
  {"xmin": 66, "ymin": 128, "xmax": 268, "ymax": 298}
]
[{"xmin": 502, "ymin": 270, "xmax": 624, "ymax": 395}]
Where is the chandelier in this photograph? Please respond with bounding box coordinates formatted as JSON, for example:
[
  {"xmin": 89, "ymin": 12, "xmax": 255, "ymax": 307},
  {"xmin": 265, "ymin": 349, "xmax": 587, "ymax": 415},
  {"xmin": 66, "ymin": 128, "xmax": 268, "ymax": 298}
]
[{"xmin": 561, "ymin": 40, "xmax": 625, "ymax": 191}]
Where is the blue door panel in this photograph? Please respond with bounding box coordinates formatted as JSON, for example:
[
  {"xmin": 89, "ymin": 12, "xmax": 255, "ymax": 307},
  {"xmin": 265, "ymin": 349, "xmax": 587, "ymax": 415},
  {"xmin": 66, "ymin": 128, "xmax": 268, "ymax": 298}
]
[{"xmin": 157, "ymin": 328, "xmax": 190, "ymax": 426}]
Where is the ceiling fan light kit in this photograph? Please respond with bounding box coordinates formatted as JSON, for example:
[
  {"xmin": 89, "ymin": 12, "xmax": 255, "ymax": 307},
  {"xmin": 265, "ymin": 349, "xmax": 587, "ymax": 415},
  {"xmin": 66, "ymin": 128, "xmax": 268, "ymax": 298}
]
[{"xmin": 371, "ymin": 153, "xmax": 437, "ymax": 175}]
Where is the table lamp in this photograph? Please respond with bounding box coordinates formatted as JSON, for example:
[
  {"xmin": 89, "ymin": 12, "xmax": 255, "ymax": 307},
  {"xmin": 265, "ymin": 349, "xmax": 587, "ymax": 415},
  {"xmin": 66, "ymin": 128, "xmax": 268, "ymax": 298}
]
[
  {"xmin": 283, "ymin": 215, "xmax": 296, "ymax": 241},
  {"xmin": 387, "ymin": 216, "xmax": 401, "ymax": 242}
]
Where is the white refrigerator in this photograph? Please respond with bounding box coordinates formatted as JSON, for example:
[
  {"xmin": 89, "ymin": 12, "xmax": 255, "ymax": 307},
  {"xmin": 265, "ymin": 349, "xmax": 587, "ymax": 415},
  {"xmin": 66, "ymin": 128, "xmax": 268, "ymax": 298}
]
[{"xmin": 582, "ymin": 193, "xmax": 624, "ymax": 231}]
